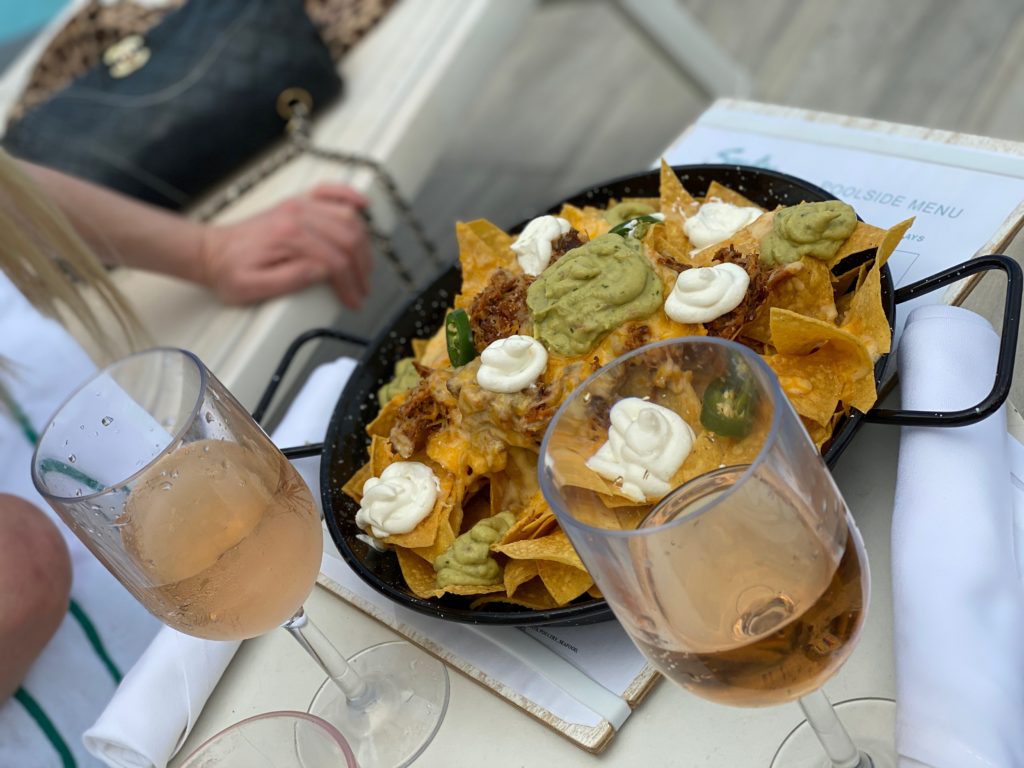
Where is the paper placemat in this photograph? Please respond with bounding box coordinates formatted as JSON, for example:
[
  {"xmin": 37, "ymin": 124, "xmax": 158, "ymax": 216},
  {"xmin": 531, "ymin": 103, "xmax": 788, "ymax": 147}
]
[{"xmin": 317, "ymin": 546, "xmax": 659, "ymax": 753}]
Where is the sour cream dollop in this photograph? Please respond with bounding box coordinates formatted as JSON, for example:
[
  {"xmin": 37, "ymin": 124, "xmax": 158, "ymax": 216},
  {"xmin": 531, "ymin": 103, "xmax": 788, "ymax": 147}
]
[
  {"xmin": 683, "ymin": 201, "xmax": 762, "ymax": 252},
  {"xmin": 511, "ymin": 215, "xmax": 571, "ymax": 275},
  {"xmin": 664, "ymin": 262, "xmax": 750, "ymax": 324},
  {"xmin": 476, "ymin": 335, "xmax": 548, "ymax": 393},
  {"xmin": 356, "ymin": 461, "xmax": 440, "ymax": 538},
  {"xmin": 585, "ymin": 397, "xmax": 695, "ymax": 503}
]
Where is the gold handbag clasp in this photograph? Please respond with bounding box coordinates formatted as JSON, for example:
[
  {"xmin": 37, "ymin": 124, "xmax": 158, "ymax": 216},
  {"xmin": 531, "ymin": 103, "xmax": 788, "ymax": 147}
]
[
  {"xmin": 103, "ymin": 35, "xmax": 150, "ymax": 79},
  {"xmin": 276, "ymin": 87, "xmax": 313, "ymax": 120}
]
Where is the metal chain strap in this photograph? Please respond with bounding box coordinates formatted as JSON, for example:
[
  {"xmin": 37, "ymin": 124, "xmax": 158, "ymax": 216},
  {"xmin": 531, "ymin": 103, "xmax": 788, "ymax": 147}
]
[{"xmin": 193, "ymin": 99, "xmax": 442, "ymax": 290}]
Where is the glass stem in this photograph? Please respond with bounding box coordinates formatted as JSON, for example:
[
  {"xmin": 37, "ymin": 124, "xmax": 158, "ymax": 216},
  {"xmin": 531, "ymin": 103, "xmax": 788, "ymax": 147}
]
[
  {"xmin": 283, "ymin": 607, "xmax": 374, "ymax": 709},
  {"xmin": 798, "ymin": 690, "xmax": 872, "ymax": 768}
]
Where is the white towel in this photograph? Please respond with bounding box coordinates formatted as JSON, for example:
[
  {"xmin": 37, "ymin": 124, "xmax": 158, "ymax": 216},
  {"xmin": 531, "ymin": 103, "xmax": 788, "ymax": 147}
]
[
  {"xmin": 892, "ymin": 305, "xmax": 1024, "ymax": 768},
  {"xmin": 82, "ymin": 356, "xmax": 358, "ymax": 768}
]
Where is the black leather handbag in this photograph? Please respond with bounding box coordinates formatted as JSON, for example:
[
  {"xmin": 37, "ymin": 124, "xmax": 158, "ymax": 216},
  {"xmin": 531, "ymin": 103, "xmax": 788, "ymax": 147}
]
[{"xmin": 2, "ymin": 0, "xmax": 343, "ymax": 210}]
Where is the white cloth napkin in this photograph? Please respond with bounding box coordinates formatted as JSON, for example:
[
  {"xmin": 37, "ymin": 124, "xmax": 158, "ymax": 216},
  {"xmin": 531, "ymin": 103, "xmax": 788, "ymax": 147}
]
[
  {"xmin": 82, "ymin": 356, "xmax": 358, "ymax": 768},
  {"xmin": 270, "ymin": 356, "xmax": 358, "ymax": 515},
  {"xmin": 82, "ymin": 631, "xmax": 240, "ymax": 768},
  {"xmin": 892, "ymin": 305, "xmax": 1024, "ymax": 768}
]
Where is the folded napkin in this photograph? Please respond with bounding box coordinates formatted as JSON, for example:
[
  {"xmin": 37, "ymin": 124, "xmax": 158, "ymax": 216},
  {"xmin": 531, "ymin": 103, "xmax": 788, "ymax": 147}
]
[
  {"xmin": 892, "ymin": 305, "xmax": 1024, "ymax": 768},
  {"xmin": 83, "ymin": 631, "xmax": 240, "ymax": 768},
  {"xmin": 83, "ymin": 356, "xmax": 358, "ymax": 768},
  {"xmin": 270, "ymin": 356, "xmax": 358, "ymax": 515}
]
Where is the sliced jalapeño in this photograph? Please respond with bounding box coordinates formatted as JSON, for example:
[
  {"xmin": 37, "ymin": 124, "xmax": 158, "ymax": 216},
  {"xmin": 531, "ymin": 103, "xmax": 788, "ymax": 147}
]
[
  {"xmin": 700, "ymin": 374, "xmax": 757, "ymax": 438},
  {"xmin": 445, "ymin": 308, "xmax": 476, "ymax": 367}
]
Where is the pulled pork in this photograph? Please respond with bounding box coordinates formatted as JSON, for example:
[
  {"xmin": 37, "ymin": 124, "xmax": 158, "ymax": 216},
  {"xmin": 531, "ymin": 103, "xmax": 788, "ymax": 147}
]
[
  {"xmin": 704, "ymin": 245, "xmax": 769, "ymax": 340},
  {"xmin": 389, "ymin": 373, "xmax": 453, "ymax": 458},
  {"xmin": 549, "ymin": 227, "xmax": 588, "ymax": 264},
  {"xmin": 468, "ymin": 268, "xmax": 533, "ymax": 353}
]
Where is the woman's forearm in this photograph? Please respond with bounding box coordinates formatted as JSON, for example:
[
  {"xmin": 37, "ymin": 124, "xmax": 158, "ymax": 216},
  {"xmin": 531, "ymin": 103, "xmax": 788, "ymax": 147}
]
[
  {"xmin": 18, "ymin": 159, "xmax": 374, "ymax": 307},
  {"xmin": 19, "ymin": 160, "xmax": 209, "ymax": 284}
]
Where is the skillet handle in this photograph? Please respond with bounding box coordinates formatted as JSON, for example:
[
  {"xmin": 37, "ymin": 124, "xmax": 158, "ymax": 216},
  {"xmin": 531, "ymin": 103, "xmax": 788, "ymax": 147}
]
[
  {"xmin": 252, "ymin": 328, "xmax": 369, "ymax": 458},
  {"xmin": 863, "ymin": 255, "xmax": 1022, "ymax": 426}
]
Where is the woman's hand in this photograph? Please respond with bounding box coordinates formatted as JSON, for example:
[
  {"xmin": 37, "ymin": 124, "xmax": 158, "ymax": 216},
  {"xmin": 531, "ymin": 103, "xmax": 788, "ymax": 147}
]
[{"xmin": 199, "ymin": 184, "xmax": 374, "ymax": 307}]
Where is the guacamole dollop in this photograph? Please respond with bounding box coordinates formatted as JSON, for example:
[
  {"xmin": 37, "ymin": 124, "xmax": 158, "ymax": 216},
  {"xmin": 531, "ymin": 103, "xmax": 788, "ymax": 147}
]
[
  {"xmin": 377, "ymin": 357, "xmax": 421, "ymax": 405},
  {"xmin": 605, "ymin": 200, "xmax": 657, "ymax": 227},
  {"xmin": 760, "ymin": 201, "xmax": 857, "ymax": 267},
  {"xmin": 434, "ymin": 511, "xmax": 515, "ymax": 588},
  {"xmin": 527, "ymin": 233, "xmax": 662, "ymax": 357}
]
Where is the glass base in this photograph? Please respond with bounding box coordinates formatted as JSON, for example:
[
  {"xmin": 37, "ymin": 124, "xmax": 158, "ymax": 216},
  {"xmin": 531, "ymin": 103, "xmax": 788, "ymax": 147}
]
[
  {"xmin": 771, "ymin": 698, "xmax": 896, "ymax": 768},
  {"xmin": 309, "ymin": 640, "xmax": 449, "ymax": 768}
]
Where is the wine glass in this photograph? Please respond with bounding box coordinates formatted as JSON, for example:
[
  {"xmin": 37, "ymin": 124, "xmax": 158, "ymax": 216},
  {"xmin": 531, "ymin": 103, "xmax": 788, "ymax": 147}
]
[
  {"xmin": 538, "ymin": 337, "xmax": 893, "ymax": 768},
  {"xmin": 179, "ymin": 710, "xmax": 359, "ymax": 767},
  {"xmin": 31, "ymin": 347, "xmax": 448, "ymax": 768}
]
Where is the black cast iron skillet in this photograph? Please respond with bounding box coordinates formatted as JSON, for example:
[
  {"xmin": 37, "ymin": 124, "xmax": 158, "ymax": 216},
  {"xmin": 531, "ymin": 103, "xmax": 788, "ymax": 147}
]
[{"xmin": 261, "ymin": 164, "xmax": 1022, "ymax": 627}]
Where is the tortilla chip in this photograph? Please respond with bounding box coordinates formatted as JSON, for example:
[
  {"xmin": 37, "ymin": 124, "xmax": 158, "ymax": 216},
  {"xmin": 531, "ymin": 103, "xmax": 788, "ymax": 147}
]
[
  {"xmin": 659, "ymin": 160, "xmax": 700, "ymax": 263},
  {"xmin": 461, "ymin": 485, "xmax": 496, "ymax": 532},
  {"xmin": 467, "ymin": 218, "xmax": 515, "ymax": 254},
  {"xmin": 494, "ymin": 529, "xmax": 585, "ymax": 571},
  {"xmin": 501, "ymin": 492, "xmax": 555, "ymax": 542},
  {"xmin": 802, "ymin": 416, "xmax": 834, "ymax": 449},
  {"xmin": 765, "ymin": 350, "xmax": 845, "ymax": 425},
  {"xmin": 832, "ymin": 260, "xmax": 869, "ymax": 299},
  {"xmin": 411, "ymin": 338, "xmax": 430, "ymax": 360},
  {"xmin": 646, "ymin": 309, "xmax": 705, "ymax": 348},
  {"xmin": 503, "ymin": 558, "xmax": 538, "ymax": 596},
  {"xmin": 538, "ymin": 560, "xmax": 594, "ymax": 605},
  {"xmin": 471, "ymin": 578, "xmax": 560, "ymax": 611},
  {"xmin": 839, "ymin": 260, "xmax": 891, "ymax": 360},
  {"xmin": 415, "ymin": 324, "xmax": 450, "ymax": 370},
  {"xmin": 382, "ymin": 464, "xmax": 455, "ymax": 550},
  {"xmin": 670, "ymin": 423, "xmax": 768, "ymax": 490},
  {"xmin": 704, "ymin": 180, "xmax": 761, "ymax": 209},
  {"xmin": 770, "ymin": 308, "xmax": 877, "ymax": 413},
  {"xmin": 745, "ymin": 256, "xmax": 838, "ymax": 343},
  {"xmin": 876, "ymin": 217, "xmax": 915, "ymax": 267},
  {"xmin": 829, "ymin": 221, "xmax": 886, "ymax": 267},
  {"xmin": 648, "ymin": 223, "xmax": 692, "ymax": 270},
  {"xmin": 557, "ymin": 203, "xmax": 610, "ymax": 240},
  {"xmin": 425, "ymin": 428, "xmax": 474, "ymax": 477},
  {"xmin": 396, "ymin": 547, "xmax": 443, "ymax": 599},
  {"xmin": 660, "ymin": 159, "xmax": 700, "ymax": 220},
  {"xmin": 341, "ymin": 459, "xmax": 374, "ymax": 503},
  {"xmin": 370, "ymin": 435, "xmax": 395, "ymax": 476},
  {"xmin": 367, "ymin": 392, "xmax": 407, "ymax": 437},
  {"xmin": 455, "ymin": 219, "xmax": 517, "ymax": 305},
  {"xmin": 519, "ymin": 510, "xmax": 560, "ymax": 540},
  {"xmin": 439, "ymin": 582, "xmax": 507, "ymax": 597},
  {"xmin": 488, "ymin": 447, "xmax": 539, "ymax": 515}
]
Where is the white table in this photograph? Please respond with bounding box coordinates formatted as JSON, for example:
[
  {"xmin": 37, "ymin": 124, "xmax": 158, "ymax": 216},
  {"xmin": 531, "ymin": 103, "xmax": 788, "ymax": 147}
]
[{"xmin": 172, "ymin": 100, "xmax": 1024, "ymax": 766}]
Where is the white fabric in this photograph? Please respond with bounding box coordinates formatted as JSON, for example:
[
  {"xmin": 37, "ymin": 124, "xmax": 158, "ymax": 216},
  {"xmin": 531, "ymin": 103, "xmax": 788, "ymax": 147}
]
[
  {"xmin": 82, "ymin": 632, "xmax": 239, "ymax": 768},
  {"xmin": 892, "ymin": 304, "xmax": 1024, "ymax": 768},
  {"xmin": 82, "ymin": 356, "xmax": 357, "ymax": 768},
  {"xmin": 0, "ymin": 273, "xmax": 161, "ymax": 768},
  {"xmin": 270, "ymin": 356, "xmax": 358, "ymax": 516}
]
